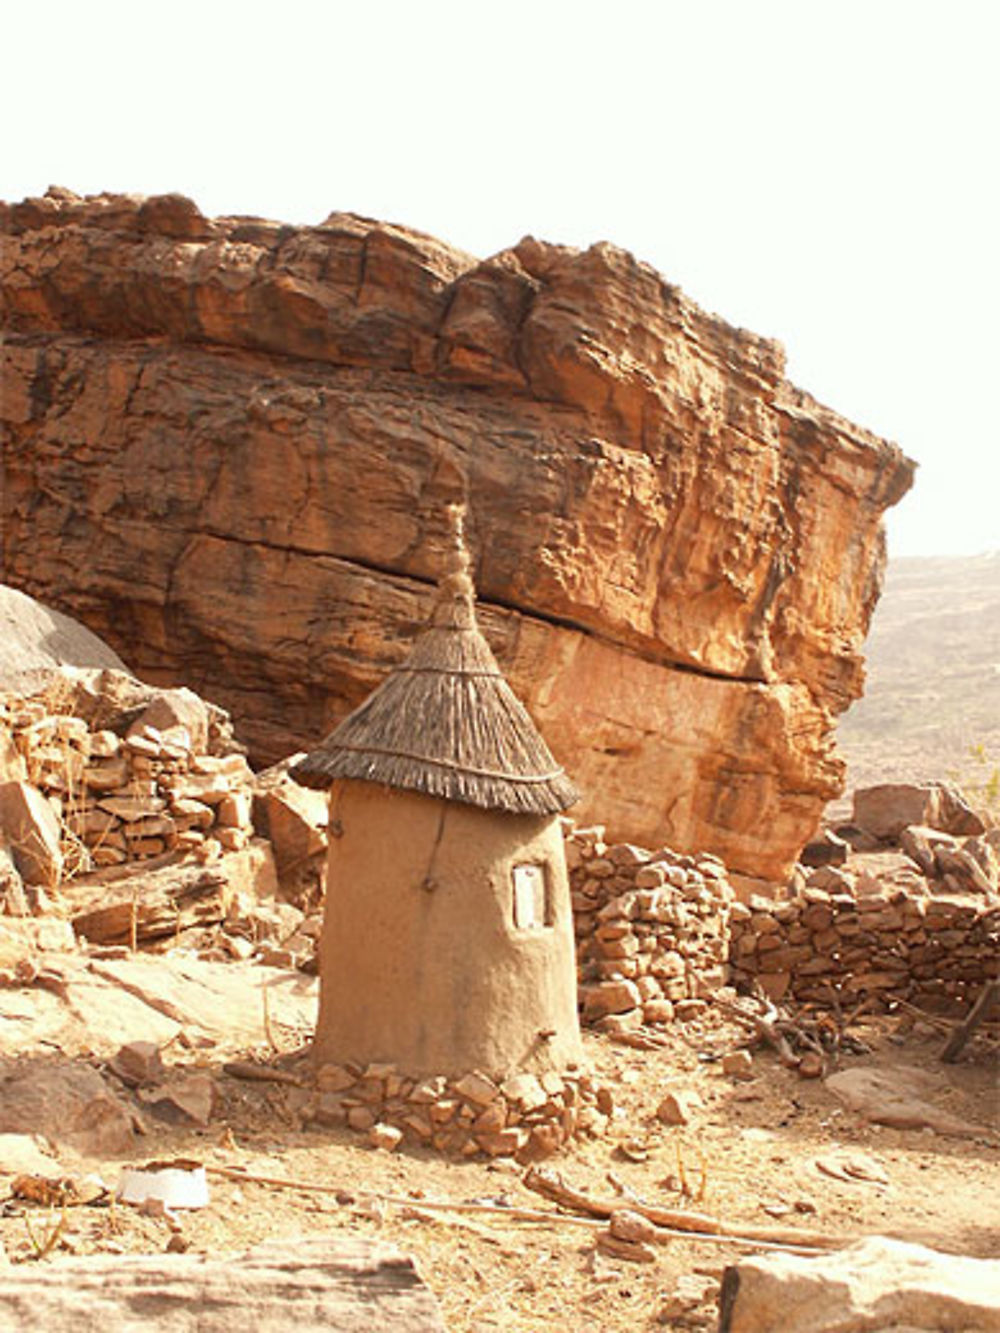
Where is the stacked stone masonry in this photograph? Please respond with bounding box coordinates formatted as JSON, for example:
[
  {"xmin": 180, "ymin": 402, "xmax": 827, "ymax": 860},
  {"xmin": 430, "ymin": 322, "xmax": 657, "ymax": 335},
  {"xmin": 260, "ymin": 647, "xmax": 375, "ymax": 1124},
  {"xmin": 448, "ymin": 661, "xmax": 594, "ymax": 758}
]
[
  {"xmin": 0, "ymin": 682, "xmax": 254, "ymax": 891},
  {"xmin": 566, "ymin": 824, "xmax": 998, "ymax": 1021},
  {"xmin": 729, "ymin": 885, "xmax": 999, "ymax": 1010},
  {"xmin": 295, "ymin": 1062, "xmax": 613, "ymax": 1162},
  {"xmin": 568, "ymin": 825, "xmax": 735, "ymax": 1032}
]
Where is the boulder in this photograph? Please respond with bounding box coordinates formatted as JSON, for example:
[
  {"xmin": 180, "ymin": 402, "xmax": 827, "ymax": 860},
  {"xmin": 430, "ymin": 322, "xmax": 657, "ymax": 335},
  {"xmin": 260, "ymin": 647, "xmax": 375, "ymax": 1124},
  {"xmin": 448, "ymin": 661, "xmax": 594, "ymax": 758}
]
[
  {"xmin": 899, "ymin": 823, "xmax": 959, "ymax": 875},
  {"xmin": 0, "ymin": 191, "xmax": 915, "ymax": 884},
  {"xmin": 798, "ymin": 829, "xmax": 850, "ymax": 867},
  {"xmin": 0, "ymin": 780, "xmax": 63, "ymax": 885},
  {"xmin": 0, "ymin": 1062, "xmax": 138, "ymax": 1156},
  {"xmin": 854, "ymin": 782, "xmax": 986, "ymax": 842},
  {"xmin": 656, "ymin": 1087, "xmax": 703, "ymax": 1125},
  {"xmin": 825, "ymin": 1066, "xmax": 991, "ymax": 1138},
  {"xmin": 718, "ymin": 1235, "xmax": 1000, "ymax": 1332},
  {"xmin": 257, "ymin": 780, "xmax": 328, "ymax": 880},
  {"xmin": 0, "ymin": 585, "xmax": 129, "ymax": 690},
  {"xmin": 127, "ymin": 687, "xmax": 211, "ymax": 752}
]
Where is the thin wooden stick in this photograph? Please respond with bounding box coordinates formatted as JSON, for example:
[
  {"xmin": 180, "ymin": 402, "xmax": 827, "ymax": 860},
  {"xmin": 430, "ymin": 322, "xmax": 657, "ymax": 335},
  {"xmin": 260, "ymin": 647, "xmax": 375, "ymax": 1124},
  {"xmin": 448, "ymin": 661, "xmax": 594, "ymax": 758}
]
[
  {"xmin": 205, "ymin": 1165, "xmax": 830, "ymax": 1253},
  {"xmin": 941, "ymin": 981, "xmax": 1000, "ymax": 1063}
]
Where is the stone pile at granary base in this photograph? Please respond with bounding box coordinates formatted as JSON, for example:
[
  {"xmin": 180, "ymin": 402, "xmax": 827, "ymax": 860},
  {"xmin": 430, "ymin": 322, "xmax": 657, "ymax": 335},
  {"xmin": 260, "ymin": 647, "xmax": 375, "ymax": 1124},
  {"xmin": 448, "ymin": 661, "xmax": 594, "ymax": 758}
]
[
  {"xmin": 567, "ymin": 824, "xmax": 734, "ymax": 1033},
  {"xmin": 292, "ymin": 1062, "xmax": 614, "ymax": 1163}
]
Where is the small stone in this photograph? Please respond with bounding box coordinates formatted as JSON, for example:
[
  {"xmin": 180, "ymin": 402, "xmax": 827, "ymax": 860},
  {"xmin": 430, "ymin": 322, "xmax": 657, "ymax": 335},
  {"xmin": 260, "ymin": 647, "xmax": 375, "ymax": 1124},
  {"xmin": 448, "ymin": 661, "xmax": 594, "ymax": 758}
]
[
  {"xmin": 656, "ymin": 1088, "xmax": 703, "ymax": 1126},
  {"xmin": 316, "ymin": 1064, "xmax": 356, "ymax": 1094},
  {"xmin": 521, "ymin": 1123, "xmax": 563, "ymax": 1160},
  {"xmin": 125, "ymin": 733, "xmax": 162, "ymax": 758},
  {"xmin": 609, "ymin": 1208, "xmax": 656, "ymax": 1243},
  {"xmin": 473, "ymin": 1102, "xmax": 507, "ymax": 1135},
  {"xmin": 88, "ymin": 730, "xmax": 121, "ymax": 759},
  {"xmin": 499, "ymin": 1073, "xmax": 546, "ymax": 1112},
  {"xmin": 368, "ymin": 1122, "xmax": 403, "ymax": 1152},
  {"xmin": 143, "ymin": 1073, "xmax": 217, "ymax": 1127},
  {"xmin": 451, "ymin": 1071, "xmax": 500, "ymax": 1106},
  {"xmin": 595, "ymin": 1009, "xmax": 644, "ymax": 1036},
  {"xmin": 475, "ymin": 1127, "xmax": 527, "ymax": 1157},
  {"xmin": 410, "ymin": 1077, "xmax": 448, "ymax": 1104},
  {"xmin": 581, "ymin": 978, "xmax": 642, "ymax": 1020},
  {"xmin": 721, "ymin": 1049, "xmax": 754, "ymax": 1080},
  {"xmin": 797, "ymin": 1051, "xmax": 825, "ymax": 1079},
  {"xmin": 109, "ymin": 1041, "xmax": 165, "ymax": 1088},
  {"xmin": 642, "ymin": 998, "xmax": 675, "ymax": 1024},
  {"xmin": 216, "ymin": 791, "xmax": 253, "ymax": 829},
  {"xmin": 674, "ymin": 999, "xmax": 707, "ymax": 1021},
  {"xmin": 346, "ymin": 1105, "xmax": 377, "ymax": 1132}
]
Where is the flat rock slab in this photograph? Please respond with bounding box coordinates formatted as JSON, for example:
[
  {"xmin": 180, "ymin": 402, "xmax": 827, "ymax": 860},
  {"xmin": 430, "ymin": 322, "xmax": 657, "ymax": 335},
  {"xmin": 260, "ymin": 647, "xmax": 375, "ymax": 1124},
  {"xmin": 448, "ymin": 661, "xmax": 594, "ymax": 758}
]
[
  {"xmin": 0, "ymin": 1234, "xmax": 445, "ymax": 1330},
  {"xmin": 719, "ymin": 1235, "xmax": 1000, "ymax": 1332},
  {"xmin": 825, "ymin": 1066, "xmax": 994, "ymax": 1139},
  {"xmin": 0, "ymin": 953, "xmax": 317, "ymax": 1058}
]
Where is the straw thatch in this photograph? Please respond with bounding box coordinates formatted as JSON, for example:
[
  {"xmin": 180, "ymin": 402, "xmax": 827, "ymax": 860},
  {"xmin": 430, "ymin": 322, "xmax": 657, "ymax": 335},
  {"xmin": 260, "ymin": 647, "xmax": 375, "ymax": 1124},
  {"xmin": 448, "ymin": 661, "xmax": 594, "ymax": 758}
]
[{"xmin": 290, "ymin": 509, "xmax": 579, "ymax": 816}]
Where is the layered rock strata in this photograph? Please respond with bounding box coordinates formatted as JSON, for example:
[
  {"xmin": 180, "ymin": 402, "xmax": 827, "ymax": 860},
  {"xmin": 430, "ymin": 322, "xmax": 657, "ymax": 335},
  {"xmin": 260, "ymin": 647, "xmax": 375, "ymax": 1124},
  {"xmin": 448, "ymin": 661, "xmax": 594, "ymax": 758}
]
[{"xmin": 0, "ymin": 188, "xmax": 916, "ymax": 881}]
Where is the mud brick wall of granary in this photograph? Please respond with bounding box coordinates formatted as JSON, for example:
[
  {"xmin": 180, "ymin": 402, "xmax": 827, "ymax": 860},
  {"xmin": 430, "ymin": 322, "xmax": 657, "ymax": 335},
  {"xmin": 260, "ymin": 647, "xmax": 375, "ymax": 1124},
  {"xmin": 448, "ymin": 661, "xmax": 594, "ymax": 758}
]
[
  {"xmin": 728, "ymin": 888, "xmax": 1000, "ymax": 1011},
  {"xmin": 566, "ymin": 825, "xmax": 734, "ymax": 1032}
]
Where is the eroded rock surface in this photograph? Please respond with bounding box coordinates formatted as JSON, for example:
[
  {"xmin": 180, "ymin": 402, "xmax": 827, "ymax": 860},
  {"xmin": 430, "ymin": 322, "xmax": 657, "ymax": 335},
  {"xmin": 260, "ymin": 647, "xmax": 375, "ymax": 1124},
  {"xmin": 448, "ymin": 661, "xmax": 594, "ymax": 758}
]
[
  {"xmin": 719, "ymin": 1235, "xmax": 1000, "ymax": 1332},
  {"xmin": 0, "ymin": 189, "xmax": 915, "ymax": 881}
]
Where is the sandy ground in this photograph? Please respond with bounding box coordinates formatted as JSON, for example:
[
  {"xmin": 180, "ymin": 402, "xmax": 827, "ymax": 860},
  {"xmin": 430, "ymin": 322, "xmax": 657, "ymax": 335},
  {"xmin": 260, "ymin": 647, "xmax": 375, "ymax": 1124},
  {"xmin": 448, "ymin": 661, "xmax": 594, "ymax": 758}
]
[{"xmin": 1, "ymin": 1002, "xmax": 996, "ymax": 1331}]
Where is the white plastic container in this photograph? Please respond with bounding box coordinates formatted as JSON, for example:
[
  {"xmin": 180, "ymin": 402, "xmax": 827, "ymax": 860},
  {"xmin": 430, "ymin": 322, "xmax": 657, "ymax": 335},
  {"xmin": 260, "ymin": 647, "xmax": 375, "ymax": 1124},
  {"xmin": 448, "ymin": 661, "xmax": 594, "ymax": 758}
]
[{"xmin": 117, "ymin": 1159, "xmax": 209, "ymax": 1210}]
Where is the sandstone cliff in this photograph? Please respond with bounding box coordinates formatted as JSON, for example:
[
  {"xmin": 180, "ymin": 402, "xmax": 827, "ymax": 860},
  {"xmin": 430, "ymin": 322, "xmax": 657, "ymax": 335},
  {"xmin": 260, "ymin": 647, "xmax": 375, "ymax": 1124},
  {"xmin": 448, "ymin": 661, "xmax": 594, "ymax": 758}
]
[{"xmin": 0, "ymin": 188, "xmax": 915, "ymax": 883}]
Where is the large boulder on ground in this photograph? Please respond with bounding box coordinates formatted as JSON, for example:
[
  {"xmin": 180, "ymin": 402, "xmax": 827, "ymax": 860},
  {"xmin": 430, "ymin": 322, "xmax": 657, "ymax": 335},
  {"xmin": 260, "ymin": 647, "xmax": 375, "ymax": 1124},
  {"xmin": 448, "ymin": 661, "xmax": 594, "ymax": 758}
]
[
  {"xmin": 719, "ymin": 1235, "xmax": 1000, "ymax": 1332},
  {"xmin": 0, "ymin": 1061, "xmax": 139, "ymax": 1156},
  {"xmin": 853, "ymin": 782, "xmax": 986, "ymax": 841},
  {"xmin": 0, "ymin": 189, "xmax": 915, "ymax": 885},
  {"xmin": 0, "ymin": 584, "xmax": 129, "ymax": 689}
]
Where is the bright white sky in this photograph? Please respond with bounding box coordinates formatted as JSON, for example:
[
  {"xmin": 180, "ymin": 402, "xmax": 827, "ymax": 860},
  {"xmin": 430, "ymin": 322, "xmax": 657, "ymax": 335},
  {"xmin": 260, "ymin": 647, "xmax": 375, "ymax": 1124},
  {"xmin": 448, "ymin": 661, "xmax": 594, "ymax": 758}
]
[{"xmin": 5, "ymin": 0, "xmax": 998, "ymax": 558}]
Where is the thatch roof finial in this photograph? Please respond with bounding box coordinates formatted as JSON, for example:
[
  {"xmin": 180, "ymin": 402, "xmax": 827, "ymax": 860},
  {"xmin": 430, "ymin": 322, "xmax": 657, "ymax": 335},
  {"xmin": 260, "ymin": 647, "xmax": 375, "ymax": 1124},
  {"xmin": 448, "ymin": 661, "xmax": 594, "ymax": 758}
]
[
  {"xmin": 289, "ymin": 503, "xmax": 579, "ymax": 815},
  {"xmin": 432, "ymin": 503, "xmax": 476, "ymax": 631}
]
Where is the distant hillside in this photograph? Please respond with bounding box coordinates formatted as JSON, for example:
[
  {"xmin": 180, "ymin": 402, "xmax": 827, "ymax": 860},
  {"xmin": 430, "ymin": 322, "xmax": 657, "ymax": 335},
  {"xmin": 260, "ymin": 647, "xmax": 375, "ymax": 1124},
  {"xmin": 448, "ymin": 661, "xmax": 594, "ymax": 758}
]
[{"xmin": 838, "ymin": 551, "xmax": 1000, "ymax": 798}]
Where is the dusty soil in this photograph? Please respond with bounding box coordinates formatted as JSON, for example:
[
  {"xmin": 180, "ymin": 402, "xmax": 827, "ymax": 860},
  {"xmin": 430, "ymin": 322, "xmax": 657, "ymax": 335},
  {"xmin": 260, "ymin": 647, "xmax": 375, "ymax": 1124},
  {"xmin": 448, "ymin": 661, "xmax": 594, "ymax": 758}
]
[{"xmin": 2, "ymin": 1001, "xmax": 996, "ymax": 1330}]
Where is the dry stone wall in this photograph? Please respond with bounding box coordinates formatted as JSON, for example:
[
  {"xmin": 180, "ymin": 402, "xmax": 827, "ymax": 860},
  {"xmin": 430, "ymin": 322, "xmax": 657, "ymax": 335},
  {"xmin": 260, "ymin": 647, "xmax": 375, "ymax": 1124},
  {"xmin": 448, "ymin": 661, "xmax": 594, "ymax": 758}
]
[
  {"xmin": 0, "ymin": 680, "xmax": 254, "ymax": 890},
  {"xmin": 729, "ymin": 885, "xmax": 999, "ymax": 1010},
  {"xmin": 568, "ymin": 825, "xmax": 734, "ymax": 1031},
  {"xmin": 565, "ymin": 823, "xmax": 998, "ymax": 1022}
]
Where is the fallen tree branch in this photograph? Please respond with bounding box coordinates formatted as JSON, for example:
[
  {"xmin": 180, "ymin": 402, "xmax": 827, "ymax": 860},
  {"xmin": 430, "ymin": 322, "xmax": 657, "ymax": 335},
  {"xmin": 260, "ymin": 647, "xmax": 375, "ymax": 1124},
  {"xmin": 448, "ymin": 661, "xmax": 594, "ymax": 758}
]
[
  {"xmin": 522, "ymin": 1167, "xmax": 853, "ymax": 1251},
  {"xmin": 206, "ymin": 1165, "xmax": 830, "ymax": 1253}
]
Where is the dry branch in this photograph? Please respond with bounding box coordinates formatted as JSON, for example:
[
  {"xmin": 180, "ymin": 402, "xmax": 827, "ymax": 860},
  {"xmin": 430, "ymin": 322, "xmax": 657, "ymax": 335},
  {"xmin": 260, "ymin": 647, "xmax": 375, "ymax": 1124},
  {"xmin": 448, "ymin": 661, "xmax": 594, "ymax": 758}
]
[
  {"xmin": 522, "ymin": 1167, "xmax": 853, "ymax": 1251},
  {"xmin": 206, "ymin": 1165, "xmax": 833, "ymax": 1254}
]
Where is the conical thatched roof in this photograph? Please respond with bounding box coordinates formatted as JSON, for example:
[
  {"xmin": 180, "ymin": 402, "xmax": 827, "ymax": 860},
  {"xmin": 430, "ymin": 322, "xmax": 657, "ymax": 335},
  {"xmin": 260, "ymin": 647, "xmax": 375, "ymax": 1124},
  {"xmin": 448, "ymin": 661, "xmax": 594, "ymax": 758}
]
[{"xmin": 290, "ymin": 508, "xmax": 579, "ymax": 815}]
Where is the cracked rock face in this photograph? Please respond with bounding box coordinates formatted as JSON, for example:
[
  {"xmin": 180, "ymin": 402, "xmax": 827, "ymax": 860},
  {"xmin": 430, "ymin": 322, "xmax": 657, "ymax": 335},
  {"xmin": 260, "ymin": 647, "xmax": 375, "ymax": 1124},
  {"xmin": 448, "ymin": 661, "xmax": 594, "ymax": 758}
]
[{"xmin": 0, "ymin": 189, "xmax": 915, "ymax": 883}]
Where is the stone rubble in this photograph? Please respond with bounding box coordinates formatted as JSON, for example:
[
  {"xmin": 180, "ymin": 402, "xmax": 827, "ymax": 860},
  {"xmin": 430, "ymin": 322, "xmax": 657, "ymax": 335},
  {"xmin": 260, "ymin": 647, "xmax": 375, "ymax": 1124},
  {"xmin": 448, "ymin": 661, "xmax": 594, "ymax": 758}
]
[
  {"xmin": 292, "ymin": 1059, "xmax": 615, "ymax": 1163},
  {"xmin": 0, "ymin": 674, "xmax": 329, "ymax": 931}
]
